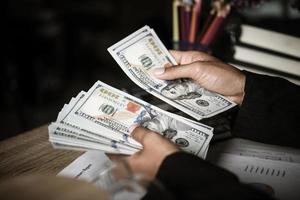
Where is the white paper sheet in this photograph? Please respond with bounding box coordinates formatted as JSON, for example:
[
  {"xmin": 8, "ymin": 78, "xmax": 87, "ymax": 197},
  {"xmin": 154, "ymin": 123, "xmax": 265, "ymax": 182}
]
[
  {"xmin": 58, "ymin": 151, "xmax": 144, "ymax": 200},
  {"xmin": 208, "ymin": 139, "xmax": 300, "ymax": 200},
  {"xmin": 212, "ymin": 153, "xmax": 300, "ymax": 200}
]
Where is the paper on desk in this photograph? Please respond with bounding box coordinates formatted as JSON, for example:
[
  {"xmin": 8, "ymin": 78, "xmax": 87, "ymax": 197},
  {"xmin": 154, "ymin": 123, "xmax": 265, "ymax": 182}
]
[
  {"xmin": 212, "ymin": 153, "xmax": 300, "ymax": 200},
  {"xmin": 58, "ymin": 151, "xmax": 111, "ymax": 182},
  {"xmin": 209, "ymin": 138, "xmax": 300, "ymax": 163},
  {"xmin": 208, "ymin": 138, "xmax": 300, "ymax": 200},
  {"xmin": 58, "ymin": 151, "xmax": 145, "ymax": 200}
]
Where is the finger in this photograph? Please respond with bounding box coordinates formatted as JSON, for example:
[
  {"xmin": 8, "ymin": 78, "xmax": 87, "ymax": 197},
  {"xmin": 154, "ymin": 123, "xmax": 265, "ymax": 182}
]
[
  {"xmin": 169, "ymin": 50, "xmax": 217, "ymax": 64},
  {"xmin": 130, "ymin": 126, "xmax": 153, "ymax": 145},
  {"xmin": 106, "ymin": 153, "xmax": 128, "ymax": 161},
  {"xmin": 164, "ymin": 62, "xmax": 173, "ymax": 69},
  {"xmin": 169, "ymin": 50, "xmax": 182, "ymax": 64},
  {"xmin": 154, "ymin": 62, "xmax": 202, "ymax": 80}
]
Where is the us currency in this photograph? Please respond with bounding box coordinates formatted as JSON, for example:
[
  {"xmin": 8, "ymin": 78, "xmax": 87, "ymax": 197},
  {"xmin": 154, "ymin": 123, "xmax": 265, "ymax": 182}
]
[
  {"xmin": 108, "ymin": 26, "xmax": 236, "ymax": 120},
  {"xmin": 76, "ymin": 80, "xmax": 212, "ymax": 156},
  {"xmin": 56, "ymin": 89, "xmax": 143, "ymax": 149},
  {"xmin": 49, "ymin": 123, "xmax": 137, "ymax": 155},
  {"xmin": 49, "ymin": 80, "xmax": 214, "ymax": 158},
  {"xmin": 49, "ymin": 92, "xmax": 140, "ymax": 155}
]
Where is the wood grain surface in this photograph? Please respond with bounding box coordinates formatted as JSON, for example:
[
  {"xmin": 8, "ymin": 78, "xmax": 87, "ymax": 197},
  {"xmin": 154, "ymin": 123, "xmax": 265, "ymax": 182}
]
[{"xmin": 0, "ymin": 124, "xmax": 84, "ymax": 180}]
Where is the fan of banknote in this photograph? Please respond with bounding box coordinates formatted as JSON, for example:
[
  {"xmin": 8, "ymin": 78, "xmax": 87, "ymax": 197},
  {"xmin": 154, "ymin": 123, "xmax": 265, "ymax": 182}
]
[{"xmin": 48, "ymin": 26, "xmax": 236, "ymax": 158}]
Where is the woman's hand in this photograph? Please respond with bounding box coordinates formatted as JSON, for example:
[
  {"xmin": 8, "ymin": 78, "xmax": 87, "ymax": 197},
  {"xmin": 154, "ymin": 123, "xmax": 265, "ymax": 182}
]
[
  {"xmin": 126, "ymin": 126, "xmax": 179, "ymax": 180},
  {"xmin": 154, "ymin": 50, "xmax": 246, "ymax": 105},
  {"xmin": 109, "ymin": 126, "xmax": 179, "ymax": 180}
]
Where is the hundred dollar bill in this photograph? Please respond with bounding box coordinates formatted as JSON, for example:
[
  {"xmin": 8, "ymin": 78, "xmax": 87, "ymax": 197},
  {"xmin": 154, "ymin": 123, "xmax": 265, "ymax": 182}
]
[
  {"xmin": 51, "ymin": 92, "xmax": 141, "ymax": 151},
  {"xmin": 108, "ymin": 26, "xmax": 236, "ymax": 120},
  {"xmin": 59, "ymin": 80, "xmax": 213, "ymax": 157},
  {"xmin": 48, "ymin": 123, "xmax": 137, "ymax": 155},
  {"xmin": 59, "ymin": 90, "xmax": 143, "ymax": 149}
]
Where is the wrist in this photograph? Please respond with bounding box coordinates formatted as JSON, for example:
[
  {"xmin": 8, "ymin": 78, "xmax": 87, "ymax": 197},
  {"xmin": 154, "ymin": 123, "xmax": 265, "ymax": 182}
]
[{"xmin": 236, "ymin": 71, "xmax": 246, "ymax": 106}]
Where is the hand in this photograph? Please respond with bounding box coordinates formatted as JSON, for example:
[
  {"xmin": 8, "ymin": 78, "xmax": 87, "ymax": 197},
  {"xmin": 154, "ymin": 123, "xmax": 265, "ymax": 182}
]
[
  {"xmin": 154, "ymin": 50, "xmax": 246, "ymax": 105},
  {"xmin": 109, "ymin": 126, "xmax": 179, "ymax": 180}
]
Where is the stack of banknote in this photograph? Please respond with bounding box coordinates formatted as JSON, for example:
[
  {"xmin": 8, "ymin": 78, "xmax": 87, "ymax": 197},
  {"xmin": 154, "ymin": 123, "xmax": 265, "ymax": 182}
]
[{"xmin": 48, "ymin": 26, "xmax": 236, "ymax": 158}]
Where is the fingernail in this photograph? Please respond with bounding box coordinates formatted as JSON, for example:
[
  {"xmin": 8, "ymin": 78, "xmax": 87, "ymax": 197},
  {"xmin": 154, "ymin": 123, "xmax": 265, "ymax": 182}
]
[
  {"xmin": 128, "ymin": 124, "xmax": 139, "ymax": 133},
  {"xmin": 153, "ymin": 67, "xmax": 165, "ymax": 76}
]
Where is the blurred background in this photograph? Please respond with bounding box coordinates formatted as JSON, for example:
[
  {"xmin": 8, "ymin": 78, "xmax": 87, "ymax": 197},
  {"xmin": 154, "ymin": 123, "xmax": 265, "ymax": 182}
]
[{"xmin": 2, "ymin": 0, "xmax": 300, "ymax": 140}]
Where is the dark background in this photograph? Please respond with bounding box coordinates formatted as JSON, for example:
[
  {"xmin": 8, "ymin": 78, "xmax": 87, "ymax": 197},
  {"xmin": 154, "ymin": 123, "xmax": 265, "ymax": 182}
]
[{"xmin": 2, "ymin": 0, "xmax": 300, "ymax": 140}]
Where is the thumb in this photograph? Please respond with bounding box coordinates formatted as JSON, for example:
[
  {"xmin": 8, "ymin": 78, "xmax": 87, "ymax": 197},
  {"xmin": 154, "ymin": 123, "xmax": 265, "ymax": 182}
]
[
  {"xmin": 153, "ymin": 62, "xmax": 201, "ymax": 80},
  {"xmin": 129, "ymin": 125, "xmax": 153, "ymax": 145}
]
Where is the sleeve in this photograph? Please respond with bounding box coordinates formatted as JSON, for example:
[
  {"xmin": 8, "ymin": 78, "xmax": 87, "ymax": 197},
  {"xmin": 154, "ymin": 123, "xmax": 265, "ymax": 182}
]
[
  {"xmin": 143, "ymin": 152, "xmax": 273, "ymax": 200},
  {"xmin": 232, "ymin": 71, "xmax": 300, "ymax": 149}
]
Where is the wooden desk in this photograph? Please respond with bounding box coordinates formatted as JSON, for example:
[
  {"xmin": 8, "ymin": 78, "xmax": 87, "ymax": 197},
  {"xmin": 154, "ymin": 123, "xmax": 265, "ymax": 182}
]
[{"xmin": 0, "ymin": 124, "xmax": 83, "ymax": 180}]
